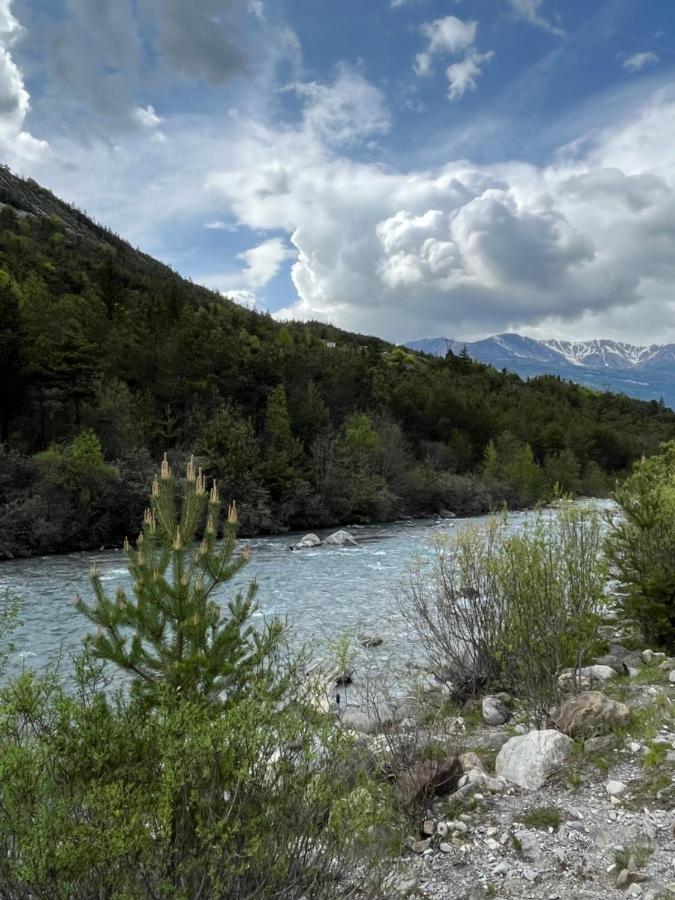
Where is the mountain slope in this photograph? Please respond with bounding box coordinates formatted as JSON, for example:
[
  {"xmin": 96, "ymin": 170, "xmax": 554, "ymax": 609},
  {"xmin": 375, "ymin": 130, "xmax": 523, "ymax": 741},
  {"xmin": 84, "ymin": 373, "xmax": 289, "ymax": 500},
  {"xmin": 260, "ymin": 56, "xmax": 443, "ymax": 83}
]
[
  {"xmin": 1, "ymin": 166, "xmax": 675, "ymax": 557},
  {"xmin": 407, "ymin": 333, "xmax": 675, "ymax": 408}
]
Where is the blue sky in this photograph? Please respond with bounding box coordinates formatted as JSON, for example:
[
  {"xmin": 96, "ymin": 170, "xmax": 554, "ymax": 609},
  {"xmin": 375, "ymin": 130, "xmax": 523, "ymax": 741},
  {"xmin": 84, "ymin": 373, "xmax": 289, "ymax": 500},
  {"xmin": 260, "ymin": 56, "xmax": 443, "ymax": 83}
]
[{"xmin": 2, "ymin": 0, "xmax": 675, "ymax": 343}]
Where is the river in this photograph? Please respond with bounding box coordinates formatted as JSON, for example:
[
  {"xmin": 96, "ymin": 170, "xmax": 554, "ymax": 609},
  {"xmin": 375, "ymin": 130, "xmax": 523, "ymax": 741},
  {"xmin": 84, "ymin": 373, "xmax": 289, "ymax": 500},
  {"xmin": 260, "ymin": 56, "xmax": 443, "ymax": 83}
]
[{"xmin": 0, "ymin": 503, "xmax": 613, "ymax": 681}]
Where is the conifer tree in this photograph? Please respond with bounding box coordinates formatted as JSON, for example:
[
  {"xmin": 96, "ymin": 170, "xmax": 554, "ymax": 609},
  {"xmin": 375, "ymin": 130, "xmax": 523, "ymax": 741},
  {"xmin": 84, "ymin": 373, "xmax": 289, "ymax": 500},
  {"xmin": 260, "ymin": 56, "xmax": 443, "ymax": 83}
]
[{"xmin": 76, "ymin": 453, "xmax": 282, "ymax": 705}]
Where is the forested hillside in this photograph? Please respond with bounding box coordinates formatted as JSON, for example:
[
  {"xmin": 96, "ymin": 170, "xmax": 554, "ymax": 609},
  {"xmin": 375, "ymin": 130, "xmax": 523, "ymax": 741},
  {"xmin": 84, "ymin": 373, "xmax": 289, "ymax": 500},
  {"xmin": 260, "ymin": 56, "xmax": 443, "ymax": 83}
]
[{"xmin": 1, "ymin": 166, "xmax": 674, "ymax": 557}]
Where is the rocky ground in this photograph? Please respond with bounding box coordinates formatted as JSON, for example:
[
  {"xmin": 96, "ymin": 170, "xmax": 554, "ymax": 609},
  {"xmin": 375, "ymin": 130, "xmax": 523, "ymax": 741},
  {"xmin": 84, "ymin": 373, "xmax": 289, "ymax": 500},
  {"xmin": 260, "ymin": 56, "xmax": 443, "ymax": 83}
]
[{"xmin": 340, "ymin": 639, "xmax": 675, "ymax": 900}]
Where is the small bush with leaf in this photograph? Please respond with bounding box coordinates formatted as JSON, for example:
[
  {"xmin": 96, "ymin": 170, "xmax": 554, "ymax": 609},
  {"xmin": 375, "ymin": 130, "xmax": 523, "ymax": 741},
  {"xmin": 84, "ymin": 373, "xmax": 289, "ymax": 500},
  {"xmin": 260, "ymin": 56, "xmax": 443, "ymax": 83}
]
[{"xmin": 401, "ymin": 503, "xmax": 606, "ymax": 719}]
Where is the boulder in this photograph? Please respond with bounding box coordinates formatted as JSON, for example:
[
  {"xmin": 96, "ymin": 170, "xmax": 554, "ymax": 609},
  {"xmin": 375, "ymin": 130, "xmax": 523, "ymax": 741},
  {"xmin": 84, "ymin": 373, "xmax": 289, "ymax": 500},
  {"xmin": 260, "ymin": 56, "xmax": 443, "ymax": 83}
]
[
  {"xmin": 395, "ymin": 753, "xmax": 462, "ymax": 805},
  {"xmin": 291, "ymin": 533, "xmax": 321, "ymax": 549},
  {"xmin": 579, "ymin": 664, "xmax": 618, "ymax": 682},
  {"xmin": 642, "ymin": 649, "xmax": 666, "ymax": 665},
  {"xmin": 496, "ymin": 730, "xmax": 573, "ymax": 790},
  {"xmin": 670, "ymin": 670, "xmax": 675, "ymax": 684},
  {"xmin": 482, "ymin": 695, "xmax": 510, "ymax": 726},
  {"xmin": 605, "ymin": 779, "xmax": 627, "ymax": 797},
  {"xmin": 323, "ymin": 529, "xmax": 358, "ymax": 547},
  {"xmin": 358, "ymin": 633, "xmax": 383, "ymax": 648},
  {"xmin": 584, "ymin": 734, "xmax": 619, "ymax": 753},
  {"xmin": 554, "ymin": 691, "xmax": 630, "ymax": 737},
  {"xmin": 592, "ymin": 654, "xmax": 629, "ymax": 676},
  {"xmin": 514, "ymin": 829, "xmax": 541, "ymax": 861}
]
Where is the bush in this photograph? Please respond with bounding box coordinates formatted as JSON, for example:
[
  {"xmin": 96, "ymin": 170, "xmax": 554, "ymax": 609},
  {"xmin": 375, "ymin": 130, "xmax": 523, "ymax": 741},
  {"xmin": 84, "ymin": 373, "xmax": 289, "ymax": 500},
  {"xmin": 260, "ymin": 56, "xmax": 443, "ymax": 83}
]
[
  {"xmin": 605, "ymin": 442, "xmax": 675, "ymax": 650},
  {"xmin": 401, "ymin": 503, "xmax": 606, "ymax": 718},
  {"xmin": 0, "ymin": 454, "xmax": 396, "ymax": 897}
]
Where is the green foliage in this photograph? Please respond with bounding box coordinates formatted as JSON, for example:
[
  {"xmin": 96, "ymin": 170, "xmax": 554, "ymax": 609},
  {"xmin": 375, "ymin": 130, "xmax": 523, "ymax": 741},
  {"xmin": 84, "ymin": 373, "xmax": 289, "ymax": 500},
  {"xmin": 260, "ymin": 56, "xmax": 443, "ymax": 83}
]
[
  {"xmin": 403, "ymin": 504, "xmax": 606, "ymax": 716},
  {"xmin": 2, "ymin": 166, "xmax": 675, "ymax": 557},
  {"xmin": 0, "ymin": 457, "xmax": 396, "ymax": 897},
  {"xmin": 606, "ymin": 441, "xmax": 675, "ymax": 650},
  {"xmin": 517, "ymin": 806, "xmax": 561, "ymax": 831},
  {"xmin": 77, "ymin": 455, "xmax": 282, "ymax": 706}
]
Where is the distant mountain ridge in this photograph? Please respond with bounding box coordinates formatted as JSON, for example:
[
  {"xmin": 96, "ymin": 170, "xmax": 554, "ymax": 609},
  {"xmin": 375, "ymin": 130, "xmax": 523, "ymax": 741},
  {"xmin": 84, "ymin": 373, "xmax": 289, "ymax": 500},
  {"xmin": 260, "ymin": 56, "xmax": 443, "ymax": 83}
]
[{"xmin": 406, "ymin": 333, "xmax": 675, "ymax": 408}]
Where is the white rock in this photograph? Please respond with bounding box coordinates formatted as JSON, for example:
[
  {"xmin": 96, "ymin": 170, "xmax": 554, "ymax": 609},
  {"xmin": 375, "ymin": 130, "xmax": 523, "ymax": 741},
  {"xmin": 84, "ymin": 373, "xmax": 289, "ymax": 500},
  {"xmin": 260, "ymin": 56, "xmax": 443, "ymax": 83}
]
[
  {"xmin": 606, "ymin": 780, "xmax": 627, "ymax": 797},
  {"xmin": 669, "ymin": 670, "xmax": 675, "ymax": 684},
  {"xmin": 323, "ymin": 529, "xmax": 358, "ymax": 546},
  {"xmin": 496, "ymin": 730, "xmax": 574, "ymax": 790},
  {"xmin": 579, "ymin": 664, "xmax": 618, "ymax": 682},
  {"xmin": 482, "ymin": 695, "xmax": 509, "ymax": 726},
  {"xmin": 515, "ymin": 829, "xmax": 541, "ymax": 861},
  {"xmin": 292, "ymin": 533, "xmax": 321, "ymax": 549},
  {"xmin": 439, "ymin": 842, "xmax": 452, "ymax": 853}
]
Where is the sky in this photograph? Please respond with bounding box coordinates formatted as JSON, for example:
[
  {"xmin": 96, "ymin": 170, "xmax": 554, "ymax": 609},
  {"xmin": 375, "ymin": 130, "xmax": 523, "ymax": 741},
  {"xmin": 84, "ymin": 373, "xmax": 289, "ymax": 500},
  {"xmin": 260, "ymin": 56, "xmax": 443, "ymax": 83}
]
[{"xmin": 2, "ymin": 0, "xmax": 675, "ymax": 345}]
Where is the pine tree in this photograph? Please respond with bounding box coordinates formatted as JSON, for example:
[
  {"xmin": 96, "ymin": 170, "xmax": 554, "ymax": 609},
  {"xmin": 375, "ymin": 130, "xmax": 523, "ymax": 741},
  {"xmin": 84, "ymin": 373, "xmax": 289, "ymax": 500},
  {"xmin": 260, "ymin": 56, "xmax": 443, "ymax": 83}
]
[{"xmin": 76, "ymin": 453, "xmax": 282, "ymax": 705}]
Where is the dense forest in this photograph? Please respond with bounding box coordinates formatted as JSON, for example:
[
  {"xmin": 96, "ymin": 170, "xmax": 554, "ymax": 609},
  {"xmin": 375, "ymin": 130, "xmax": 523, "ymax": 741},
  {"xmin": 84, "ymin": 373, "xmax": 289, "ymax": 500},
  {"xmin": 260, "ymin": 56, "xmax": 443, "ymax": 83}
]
[{"xmin": 1, "ymin": 166, "xmax": 674, "ymax": 558}]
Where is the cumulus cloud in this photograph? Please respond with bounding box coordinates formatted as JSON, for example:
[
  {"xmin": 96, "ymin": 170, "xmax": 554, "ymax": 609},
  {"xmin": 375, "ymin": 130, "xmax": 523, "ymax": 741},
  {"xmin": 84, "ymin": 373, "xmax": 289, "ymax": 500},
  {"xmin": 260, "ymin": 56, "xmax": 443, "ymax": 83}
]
[
  {"xmin": 237, "ymin": 237, "xmax": 294, "ymax": 288},
  {"xmin": 506, "ymin": 0, "xmax": 565, "ymax": 36},
  {"xmin": 223, "ymin": 288, "xmax": 257, "ymax": 308},
  {"xmin": 204, "ymin": 83, "xmax": 675, "ymax": 343},
  {"xmin": 0, "ymin": 0, "xmax": 49, "ymax": 164},
  {"xmin": 446, "ymin": 50, "xmax": 494, "ymax": 101},
  {"xmin": 287, "ymin": 65, "xmax": 390, "ymax": 146},
  {"xmin": 415, "ymin": 16, "xmax": 477, "ymax": 76},
  {"xmin": 623, "ymin": 51, "xmax": 659, "ymax": 73}
]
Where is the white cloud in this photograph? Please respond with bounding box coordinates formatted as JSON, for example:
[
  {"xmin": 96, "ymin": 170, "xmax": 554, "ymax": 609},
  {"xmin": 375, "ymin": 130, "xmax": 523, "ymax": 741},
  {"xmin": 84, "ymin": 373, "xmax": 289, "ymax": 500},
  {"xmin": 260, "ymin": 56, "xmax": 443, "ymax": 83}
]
[
  {"xmin": 415, "ymin": 16, "xmax": 477, "ymax": 76},
  {"xmin": 446, "ymin": 50, "xmax": 494, "ymax": 101},
  {"xmin": 506, "ymin": 0, "xmax": 565, "ymax": 37},
  {"xmin": 623, "ymin": 51, "xmax": 659, "ymax": 73},
  {"xmin": 287, "ymin": 65, "xmax": 390, "ymax": 146},
  {"xmin": 237, "ymin": 236, "xmax": 294, "ymax": 288},
  {"xmin": 133, "ymin": 104, "xmax": 162, "ymax": 128},
  {"xmin": 222, "ymin": 288, "xmax": 257, "ymax": 308},
  {"xmin": 204, "ymin": 83, "xmax": 675, "ymax": 344},
  {"xmin": 0, "ymin": 0, "xmax": 49, "ymax": 165}
]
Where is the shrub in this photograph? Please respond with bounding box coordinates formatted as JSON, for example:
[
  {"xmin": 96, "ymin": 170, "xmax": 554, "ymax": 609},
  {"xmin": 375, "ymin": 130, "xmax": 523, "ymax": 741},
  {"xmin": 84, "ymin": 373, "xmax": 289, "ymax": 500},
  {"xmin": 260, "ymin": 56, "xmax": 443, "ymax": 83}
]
[
  {"xmin": 0, "ymin": 454, "xmax": 396, "ymax": 898},
  {"xmin": 401, "ymin": 503, "xmax": 606, "ymax": 718},
  {"xmin": 605, "ymin": 442, "xmax": 675, "ymax": 650}
]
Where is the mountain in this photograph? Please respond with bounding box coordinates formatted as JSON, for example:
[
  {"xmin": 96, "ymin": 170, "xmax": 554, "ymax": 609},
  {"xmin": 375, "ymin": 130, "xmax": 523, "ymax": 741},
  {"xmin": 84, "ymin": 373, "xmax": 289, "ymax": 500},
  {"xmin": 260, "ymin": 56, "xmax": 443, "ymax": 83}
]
[
  {"xmin": 1, "ymin": 165, "xmax": 675, "ymax": 558},
  {"xmin": 407, "ymin": 333, "xmax": 675, "ymax": 409}
]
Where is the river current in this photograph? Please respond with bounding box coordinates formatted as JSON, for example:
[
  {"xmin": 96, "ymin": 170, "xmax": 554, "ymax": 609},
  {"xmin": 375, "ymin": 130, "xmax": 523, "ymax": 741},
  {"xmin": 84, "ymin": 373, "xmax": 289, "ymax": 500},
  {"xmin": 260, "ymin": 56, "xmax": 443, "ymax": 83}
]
[{"xmin": 0, "ymin": 503, "xmax": 612, "ymax": 680}]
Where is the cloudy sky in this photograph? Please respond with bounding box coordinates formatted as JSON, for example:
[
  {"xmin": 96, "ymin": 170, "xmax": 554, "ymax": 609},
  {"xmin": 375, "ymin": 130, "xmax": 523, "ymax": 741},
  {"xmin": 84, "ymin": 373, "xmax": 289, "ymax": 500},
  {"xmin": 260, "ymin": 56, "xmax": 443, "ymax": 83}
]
[{"xmin": 3, "ymin": 0, "xmax": 675, "ymax": 344}]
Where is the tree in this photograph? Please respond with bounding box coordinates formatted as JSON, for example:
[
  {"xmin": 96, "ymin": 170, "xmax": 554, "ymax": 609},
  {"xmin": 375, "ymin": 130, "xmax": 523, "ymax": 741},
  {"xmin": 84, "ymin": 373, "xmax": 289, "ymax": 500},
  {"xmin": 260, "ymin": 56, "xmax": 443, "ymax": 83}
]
[
  {"xmin": 76, "ymin": 454, "xmax": 283, "ymax": 705},
  {"xmin": 0, "ymin": 274, "xmax": 23, "ymax": 443},
  {"xmin": 262, "ymin": 384, "xmax": 302, "ymax": 496},
  {"xmin": 606, "ymin": 443, "xmax": 675, "ymax": 650}
]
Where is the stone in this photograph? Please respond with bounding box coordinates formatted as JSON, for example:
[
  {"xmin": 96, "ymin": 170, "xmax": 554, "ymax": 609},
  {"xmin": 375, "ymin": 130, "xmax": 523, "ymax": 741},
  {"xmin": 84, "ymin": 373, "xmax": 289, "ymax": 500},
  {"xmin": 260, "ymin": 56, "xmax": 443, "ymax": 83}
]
[
  {"xmin": 482, "ymin": 695, "xmax": 510, "ymax": 726},
  {"xmin": 292, "ymin": 533, "xmax": 320, "ymax": 549},
  {"xmin": 606, "ymin": 780, "xmax": 627, "ymax": 797},
  {"xmin": 584, "ymin": 734, "xmax": 620, "ymax": 753},
  {"xmin": 579, "ymin": 664, "xmax": 618, "ymax": 682},
  {"xmin": 669, "ymin": 670, "xmax": 675, "ymax": 684},
  {"xmin": 514, "ymin": 829, "xmax": 541, "ymax": 861},
  {"xmin": 554, "ymin": 691, "xmax": 630, "ymax": 737},
  {"xmin": 491, "ymin": 861, "xmax": 511, "ymax": 877},
  {"xmin": 323, "ymin": 529, "xmax": 358, "ymax": 546},
  {"xmin": 395, "ymin": 753, "xmax": 462, "ymax": 805},
  {"xmin": 496, "ymin": 729, "xmax": 574, "ymax": 790},
  {"xmin": 459, "ymin": 751, "xmax": 485, "ymax": 773},
  {"xmin": 358, "ymin": 633, "xmax": 383, "ymax": 648},
  {"xmin": 439, "ymin": 842, "xmax": 452, "ymax": 853},
  {"xmin": 421, "ymin": 819, "xmax": 434, "ymax": 836},
  {"xmin": 558, "ymin": 671, "xmax": 593, "ymax": 692},
  {"xmin": 642, "ymin": 649, "xmax": 666, "ymax": 664},
  {"xmin": 617, "ymin": 868, "xmax": 641, "ymax": 889},
  {"xmin": 447, "ymin": 820, "xmax": 468, "ymax": 834},
  {"xmin": 593, "ymin": 654, "xmax": 629, "ymax": 676}
]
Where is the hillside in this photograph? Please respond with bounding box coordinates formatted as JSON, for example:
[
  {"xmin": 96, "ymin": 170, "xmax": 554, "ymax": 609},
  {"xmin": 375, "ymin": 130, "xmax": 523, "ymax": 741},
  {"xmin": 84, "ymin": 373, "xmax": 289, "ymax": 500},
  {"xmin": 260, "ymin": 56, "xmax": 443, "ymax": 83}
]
[
  {"xmin": 1, "ymin": 166, "xmax": 675, "ymax": 557},
  {"xmin": 407, "ymin": 333, "xmax": 675, "ymax": 408}
]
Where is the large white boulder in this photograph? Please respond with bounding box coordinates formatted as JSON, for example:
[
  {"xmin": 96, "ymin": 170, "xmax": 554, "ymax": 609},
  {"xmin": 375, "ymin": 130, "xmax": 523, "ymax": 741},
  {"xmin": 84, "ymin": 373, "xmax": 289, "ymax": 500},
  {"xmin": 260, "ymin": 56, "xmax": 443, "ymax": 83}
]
[
  {"xmin": 292, "ymin": 533, "xmax": 321, "ymax": 549},
  {"xmin": 482, "ymin": 695, "xmax": 509, "ymax": 726},
  {"xmin": 323, "ymin": 529, "xmax": 358, "ymax": 546},
  {"xmin": 496, "ymin": 729, "xmax": 573, "ymax": 790}
]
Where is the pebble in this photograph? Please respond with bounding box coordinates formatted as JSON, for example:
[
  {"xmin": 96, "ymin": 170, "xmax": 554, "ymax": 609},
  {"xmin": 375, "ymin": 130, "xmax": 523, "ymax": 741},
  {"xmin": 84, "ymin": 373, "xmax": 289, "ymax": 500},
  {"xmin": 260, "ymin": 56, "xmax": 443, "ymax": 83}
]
[{"xmin": 606, "ymin": 779, "xmax": 627, "ymax": 797}]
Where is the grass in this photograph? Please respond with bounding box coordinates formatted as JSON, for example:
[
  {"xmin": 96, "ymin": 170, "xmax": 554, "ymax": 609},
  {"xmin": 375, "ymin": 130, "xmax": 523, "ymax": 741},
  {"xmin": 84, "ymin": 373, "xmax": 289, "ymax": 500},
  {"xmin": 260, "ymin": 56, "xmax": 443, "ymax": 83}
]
[
  {"xmin": 642, "ymin": 743, "xmax": 668, "ymax": 768},
  {"xmin": 518, "ymin": 806, "xmax": 561, "ymax": 832},
  {"xmin": 614, "ymin": 838, "xmax": 654, "ymax": 871}
]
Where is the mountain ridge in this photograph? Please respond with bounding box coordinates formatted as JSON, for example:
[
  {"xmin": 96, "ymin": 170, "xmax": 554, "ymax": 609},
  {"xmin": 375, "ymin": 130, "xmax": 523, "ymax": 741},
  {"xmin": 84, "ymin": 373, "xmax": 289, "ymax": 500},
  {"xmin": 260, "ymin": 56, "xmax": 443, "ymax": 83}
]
[{"xmin": 406, "ymin": 333, "xmax": 675, "ymax": 408}]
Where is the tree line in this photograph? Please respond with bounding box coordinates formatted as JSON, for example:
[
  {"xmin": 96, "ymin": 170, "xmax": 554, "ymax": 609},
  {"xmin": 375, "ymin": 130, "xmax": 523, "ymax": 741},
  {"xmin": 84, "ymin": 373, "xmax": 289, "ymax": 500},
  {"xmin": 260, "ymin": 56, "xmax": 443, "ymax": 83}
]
[{"xmin": 1, "ymin": 169, "xmax": 674, "ymax": 557}]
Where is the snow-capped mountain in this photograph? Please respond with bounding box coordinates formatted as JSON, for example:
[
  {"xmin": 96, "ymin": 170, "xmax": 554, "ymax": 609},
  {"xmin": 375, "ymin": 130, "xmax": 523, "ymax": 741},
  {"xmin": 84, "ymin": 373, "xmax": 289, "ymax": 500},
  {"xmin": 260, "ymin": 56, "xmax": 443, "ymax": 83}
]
[{"xmin": 405, "ymin": 334, "xmax": 675, "ymax": 408}]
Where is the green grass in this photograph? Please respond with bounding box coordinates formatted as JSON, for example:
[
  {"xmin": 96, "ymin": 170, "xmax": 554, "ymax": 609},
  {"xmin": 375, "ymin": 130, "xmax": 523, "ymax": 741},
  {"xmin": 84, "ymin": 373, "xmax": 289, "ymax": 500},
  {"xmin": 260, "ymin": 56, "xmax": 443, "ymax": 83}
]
[
  {"xmin": 614, "ymin": 839, "xmax": 654, "ymax": 870},
  {"xmin": 643, "ymin": 743, "xmax": 668, "ymax": 768},
  {"xmin": 518, "ymin": 806, "xmax": 561, "ymax": 831}
]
